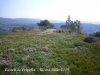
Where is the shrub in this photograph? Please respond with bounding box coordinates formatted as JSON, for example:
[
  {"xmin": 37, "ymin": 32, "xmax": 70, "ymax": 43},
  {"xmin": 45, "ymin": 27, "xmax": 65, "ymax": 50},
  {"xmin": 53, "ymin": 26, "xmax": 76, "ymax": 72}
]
[
  {"xmin": 84, "ymin": 37, "xmax": 95, "ymax": 43},
  {"xmin": 68, "ymin": 30, "xmax": 72, "ymax": 33},
  {"xmin": 94, "ymin": 31, "xmax": 100, "ymax": 38},
  {"xmin": 37, "ymin": 20, "xmax": 54, "ymax": 29}
]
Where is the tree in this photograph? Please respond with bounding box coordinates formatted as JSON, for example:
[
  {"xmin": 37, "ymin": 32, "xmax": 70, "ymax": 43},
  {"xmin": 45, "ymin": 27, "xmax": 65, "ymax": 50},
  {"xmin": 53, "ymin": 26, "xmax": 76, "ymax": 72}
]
[
  {"xmin": 37, "ymin": 20, "xmax": 54, "ymax": 29},
  {"xmin": 76, "ymin": 20, "xmax": 82, "ymax": 34},
  {"xmin": 12, "ymin": 27, "xmax": 17, "ymax": 32},
  {"xmin": 70, "ymin": 22, "xmax": 76, "ymax": 32},
  {"xmin": 94, "ymin": 31, "xmax": 100, "ymax": 38},
  {"xmin": 70, "ymin": 20, "xmax": 82, "ymax": 34},
  {"xmin": 22, "ymin": 26, "xmax": 27, "ymax": 31}
]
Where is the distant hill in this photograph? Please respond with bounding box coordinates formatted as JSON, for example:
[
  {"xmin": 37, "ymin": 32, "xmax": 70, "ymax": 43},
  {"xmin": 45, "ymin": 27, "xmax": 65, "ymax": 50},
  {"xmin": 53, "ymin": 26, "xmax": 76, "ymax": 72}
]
[
  {"xmin": 0, "ymin": 17, "xmax": 100, "ymax": 33},
  {"xmin": 0, "ymin": 17, "xmax": 40, "ymax": 23},
  {"xmin": 0, "ymin": 17, "xmax": 63, "ymax": 23},
  {"xmin": 0, "ymin": 27, "xmax": 7, "ymax": 32},
  {"xmin": 82, "ymin": 23, "xmax": 100, "ymax": 33}
]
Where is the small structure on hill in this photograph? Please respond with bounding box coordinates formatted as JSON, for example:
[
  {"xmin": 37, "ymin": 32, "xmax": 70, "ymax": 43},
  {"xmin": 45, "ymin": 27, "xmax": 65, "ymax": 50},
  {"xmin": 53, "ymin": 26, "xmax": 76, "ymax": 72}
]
[{"xmin": 61, "ymin": 15, "xmax": 73, "ymax": 28}]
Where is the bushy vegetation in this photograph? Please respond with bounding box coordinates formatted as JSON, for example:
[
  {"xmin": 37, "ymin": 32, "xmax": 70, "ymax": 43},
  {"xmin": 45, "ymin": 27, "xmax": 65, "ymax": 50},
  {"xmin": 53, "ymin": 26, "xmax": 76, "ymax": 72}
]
[
  {"xmin": 37, "ymin": 20, "xmax": 54, "ymax": 29},
  {"xmin": 12, "ymin": 26, "xmax": 34, "ymax": 32},
  {"xmin": 0, "ymin": 29, "xmax": 100, "ymax": 75},
  {"xmin": 70, "ymin": 20, "xmax": 82, "ymax": 34},
  {"xmin": 93, "ymin": 31, "xmax": 100, "ymax": 38},
  {"xmin": 84, "ymin": 36, "xmax": 95, "ymax": 43}
]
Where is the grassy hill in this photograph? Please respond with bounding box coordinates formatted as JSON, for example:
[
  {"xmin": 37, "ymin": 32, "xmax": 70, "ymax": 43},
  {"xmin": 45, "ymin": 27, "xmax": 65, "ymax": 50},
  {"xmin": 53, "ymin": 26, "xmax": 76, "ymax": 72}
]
[{"xmin": 0, "ymin": 29, "xmax": 100, "ymax": 75}]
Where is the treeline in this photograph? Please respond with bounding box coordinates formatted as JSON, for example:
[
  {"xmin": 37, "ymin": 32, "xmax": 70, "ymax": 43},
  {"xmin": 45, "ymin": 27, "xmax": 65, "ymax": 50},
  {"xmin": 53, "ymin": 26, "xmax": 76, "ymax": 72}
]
[{"xmin": 12, "ymin": 20, "xmax": 54, "ymax": 32}]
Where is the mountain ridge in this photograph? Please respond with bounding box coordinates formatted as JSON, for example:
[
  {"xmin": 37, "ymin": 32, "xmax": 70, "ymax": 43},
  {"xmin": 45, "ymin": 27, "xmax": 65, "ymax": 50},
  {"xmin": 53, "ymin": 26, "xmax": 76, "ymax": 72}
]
[{"xmin": 0, "ymin": 18, "xmax": 100, "ymax": 33}]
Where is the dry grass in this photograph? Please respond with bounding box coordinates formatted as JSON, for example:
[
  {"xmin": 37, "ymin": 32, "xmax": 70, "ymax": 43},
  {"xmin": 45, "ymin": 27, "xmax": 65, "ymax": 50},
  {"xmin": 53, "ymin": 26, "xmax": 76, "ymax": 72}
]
[{"xmin": 53, "ymin": 28, "xmax": 68, "ymax": 33}]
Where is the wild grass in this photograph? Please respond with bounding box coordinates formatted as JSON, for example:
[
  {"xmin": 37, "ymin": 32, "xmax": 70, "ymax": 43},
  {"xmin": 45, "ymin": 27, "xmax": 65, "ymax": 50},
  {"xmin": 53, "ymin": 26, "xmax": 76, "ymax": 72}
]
[{"xmin": 0, "ymin": 30, "xmax": 100, "ymax": 75}]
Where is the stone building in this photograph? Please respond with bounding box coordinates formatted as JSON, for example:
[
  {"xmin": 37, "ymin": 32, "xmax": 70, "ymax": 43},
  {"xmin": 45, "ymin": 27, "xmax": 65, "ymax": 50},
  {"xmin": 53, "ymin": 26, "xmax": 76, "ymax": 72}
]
[{"xmin": 61, "ymin": 15, "xmax": 73, "ymax": 28}]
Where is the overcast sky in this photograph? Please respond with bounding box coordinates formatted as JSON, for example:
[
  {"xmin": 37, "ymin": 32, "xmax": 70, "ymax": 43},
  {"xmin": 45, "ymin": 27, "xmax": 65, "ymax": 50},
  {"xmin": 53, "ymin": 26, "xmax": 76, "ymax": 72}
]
[{"xmin": 0, "ymin": 0, "xmax": 100, "ymax": 21}]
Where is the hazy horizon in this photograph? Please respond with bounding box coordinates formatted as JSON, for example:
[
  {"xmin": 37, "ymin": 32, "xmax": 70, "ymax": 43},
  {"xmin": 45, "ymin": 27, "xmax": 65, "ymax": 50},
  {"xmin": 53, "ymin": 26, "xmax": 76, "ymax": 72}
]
[{"xmin": 0, "ymin": 0, "xmax": 100, "ymax": 22}]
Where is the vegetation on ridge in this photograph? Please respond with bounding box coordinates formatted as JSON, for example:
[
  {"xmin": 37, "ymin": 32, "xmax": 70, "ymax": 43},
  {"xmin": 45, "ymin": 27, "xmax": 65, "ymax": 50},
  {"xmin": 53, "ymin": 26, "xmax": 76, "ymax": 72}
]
[{"xmin": 37, "ymin": 20, "xmax": 54, "ymax": 29}]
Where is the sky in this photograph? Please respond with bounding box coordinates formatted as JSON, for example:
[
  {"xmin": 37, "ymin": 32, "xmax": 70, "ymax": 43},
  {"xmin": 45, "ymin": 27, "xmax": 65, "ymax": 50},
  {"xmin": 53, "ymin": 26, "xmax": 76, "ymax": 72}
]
[{"xmin": 0, "ymin": 0, "xmax": 100, "ymax": 21}]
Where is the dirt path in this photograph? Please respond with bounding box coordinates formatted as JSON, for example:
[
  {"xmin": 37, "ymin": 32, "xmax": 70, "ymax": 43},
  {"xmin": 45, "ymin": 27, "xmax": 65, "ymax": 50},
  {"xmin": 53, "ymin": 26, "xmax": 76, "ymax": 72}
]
[{"xmin": 39, "ymin": 29, "xmax": 56, "ymax": 35}]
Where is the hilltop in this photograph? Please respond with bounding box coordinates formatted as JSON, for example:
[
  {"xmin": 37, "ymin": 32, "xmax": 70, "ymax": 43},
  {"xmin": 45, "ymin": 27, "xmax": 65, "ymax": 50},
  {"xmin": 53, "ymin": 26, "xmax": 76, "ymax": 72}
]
[{"xmin": 0, "ymin": 29, "xmax": 100, "ymax": 75}]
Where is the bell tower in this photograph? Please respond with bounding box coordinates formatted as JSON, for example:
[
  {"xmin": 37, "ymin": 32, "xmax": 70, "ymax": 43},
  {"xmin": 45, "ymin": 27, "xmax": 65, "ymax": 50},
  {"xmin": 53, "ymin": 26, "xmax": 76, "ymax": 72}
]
[
  {"xmin": 66, "ymin": 15, "xmax": 72, "ymax": 26},
  {"xmin": 68, "ymin": 15, "xmax": 70, "ymax": 21}
]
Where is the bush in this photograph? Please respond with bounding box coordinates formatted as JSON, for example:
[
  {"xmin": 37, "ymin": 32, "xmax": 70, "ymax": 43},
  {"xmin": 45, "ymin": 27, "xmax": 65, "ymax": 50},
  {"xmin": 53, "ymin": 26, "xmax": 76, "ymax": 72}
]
[
  {"xmin": 94, "ymin": 31, "xmax": 100, "ymax": 38},
  {"xmin": 37, "ymin": 20, "xmax": 54, "ymax": 29},
  {"xmin": 12, "ymin": 27, "xmax": 17, "ymax": 32},
  {"xmin": 84, "ymin": 37, "xmax": 95, "ymax": 43},
  {"xmin": 68, "ymin": 30, "xmax": 72, "ymax": 33}
]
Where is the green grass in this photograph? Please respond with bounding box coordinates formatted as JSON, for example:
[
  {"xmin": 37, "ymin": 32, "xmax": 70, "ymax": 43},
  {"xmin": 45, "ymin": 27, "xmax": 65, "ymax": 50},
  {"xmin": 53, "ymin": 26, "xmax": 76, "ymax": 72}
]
[{"xmin": 0, "ymin": 30, "xmax": 100, "ymax": 75}]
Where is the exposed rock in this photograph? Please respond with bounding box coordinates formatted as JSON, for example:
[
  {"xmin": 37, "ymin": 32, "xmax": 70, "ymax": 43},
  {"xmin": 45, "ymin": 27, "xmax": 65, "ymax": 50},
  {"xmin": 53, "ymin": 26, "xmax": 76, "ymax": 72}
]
[
  {"xmin": 33, "ymin": 49, "xmax": 36, "ymax": 51},
  {"xmin": 15, "ymin": 51, "xmax": 22, "ymax": 54},
  {"xmin": 0, "ymin": 53, "xmax": 2, "ymax": 56},
  {"xmin": 33, "ymin": 44, "xmax": 38, "ymax": 48},
  {"xmin": 0, "ymin": 57, "xmax": 3, "ymax": 62},
  {"xmin": 41, "ymin": 51, "xmax": 46, "ymax": 55},
  {"xmin": 2, "ymin": 60, "xmax": 7, "ymax": 63},
  {"xmin": 42, "ymin": 46, "xmax": 48, "ymax": 52},
  {"xmin": 74, "ymin": 47, "xmax": 84, "ymax": 51},
  {"xmin": 74, "ymin": 47, "xmax": 78, "ymax": 51},
  {"xmin": 6, "ymin": 48, "xmax": 15, "ymax": 53},
  {"xmin": 28, "ymin": 50, "xmax": 34, "ymax": 52},
  {"xmin": 0, "ymin": 57, "xmax": 12, "ymax": 65},
  {"xmin": 40, "ymin": 29, "xmax": 56, "ymax": 34},
  {"xmin": 22, "ymin": 48, "xmax": 28, "ymax": 52},
  {"xmin": 22, "ymin": 55, "xmax": 30, "ymax": 61}
]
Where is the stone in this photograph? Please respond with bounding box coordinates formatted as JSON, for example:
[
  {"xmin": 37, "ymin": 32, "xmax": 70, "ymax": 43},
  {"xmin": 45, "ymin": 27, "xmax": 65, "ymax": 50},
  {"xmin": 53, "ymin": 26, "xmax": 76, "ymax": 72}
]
[
  {"xmin": 42, "ymin": 46, "xmax": 48, "ymax": 52},
  {"xmin": 6, "ymin": 48, "xmax": 15, "ymax": 52},
  {"xmin": 22, "ymin": 55, "xmax": 30, "ymax": 61}
]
